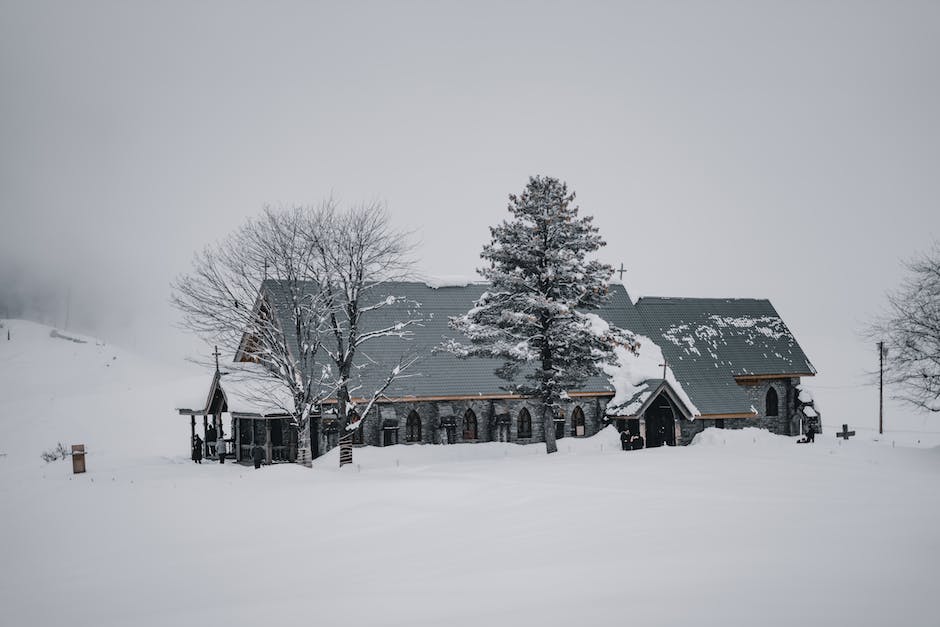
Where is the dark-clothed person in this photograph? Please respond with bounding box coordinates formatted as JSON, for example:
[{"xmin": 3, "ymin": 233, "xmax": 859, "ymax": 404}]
[
  {"xmin": 192, "ymin": 435, "xmax": 203, "ymax": 464},
  {"xmin": 620, "ymin": 430, "xmax": 630, "ymax": 451},
  {"xmin": 207, "ymin": 425, "xmax": 217, "ymax": 456},
  {"xmin": 252, "ymin": 445, "xmax": 265, "ymax": 469}
]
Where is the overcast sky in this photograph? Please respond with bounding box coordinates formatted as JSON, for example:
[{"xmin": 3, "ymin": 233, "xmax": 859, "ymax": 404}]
[{"xmin": 2, "ymin": 1, "xmax": 938, "ymax": 432}]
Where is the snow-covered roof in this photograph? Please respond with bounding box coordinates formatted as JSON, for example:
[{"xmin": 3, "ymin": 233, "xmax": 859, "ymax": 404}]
[
  {"xmin": 422, "ymin": 275, "xmax": 481, "ymax": 289},
  {"xmin": 250, "ymin": 281, "xmax": 814, "ymax": 418},
  {"xmin": 259, "ymin": 279, "xmax": 645, "ymax": 401},
  {"xmin": 583, "ymin": 313, "xmax": 699, "ymax": 417},
  {"xmin": 217, "ymin": 364, "xmax": 294, "ymax": 416},
  {"xmin": 176, "ymin": 363, "xmax": 293, "ymax": 417},
  {"xmin": 634, "ymin": 297, "xmax": 816, "ymax": 416}
]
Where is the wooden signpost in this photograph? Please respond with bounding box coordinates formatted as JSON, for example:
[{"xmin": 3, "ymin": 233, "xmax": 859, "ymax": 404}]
[{"xmin": 71, "ymin": 444, "xmax": 86, "ymax": 474}]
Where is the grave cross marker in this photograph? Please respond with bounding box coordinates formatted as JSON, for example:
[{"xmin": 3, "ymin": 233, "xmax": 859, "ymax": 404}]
[{"xmin": 836, "ymin": 424, "xmax": 856, "ymax": 440}]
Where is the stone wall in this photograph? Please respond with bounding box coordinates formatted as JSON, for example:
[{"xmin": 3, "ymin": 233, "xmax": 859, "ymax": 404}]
[
  {"xmin": 728, "ymin": 377, "xmax": 802, "ymax": 435},
  {"xmin": 314, "ymin": 396, "xmax": 612, "ymax": 457},
  {"xmin": 675, "ymin": 378, "xmax": 804, "ymax": 445},
  {"xmin": 678, "ymin": 418, "xmax": 707, "ymax": 445},
  {"xmin": 311, "ymin": 379, "xmax": 809, "ymax": 457}
]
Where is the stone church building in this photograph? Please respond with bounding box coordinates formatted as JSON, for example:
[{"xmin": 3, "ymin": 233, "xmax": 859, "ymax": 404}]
[{"xmin": 178, "ymin": 280, "xmax": 818, "ymax": 464}]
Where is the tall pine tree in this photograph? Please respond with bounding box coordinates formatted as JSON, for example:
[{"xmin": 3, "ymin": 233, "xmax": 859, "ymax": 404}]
[{"xmin": 445, "ymin": 176, "xmax": 637, "ymax": 453}]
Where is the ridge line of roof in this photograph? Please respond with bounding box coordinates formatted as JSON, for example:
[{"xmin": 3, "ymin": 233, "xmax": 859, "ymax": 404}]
[{"xmin": 635, "ymin": 296, "xmax": 772, "ymax": 304}]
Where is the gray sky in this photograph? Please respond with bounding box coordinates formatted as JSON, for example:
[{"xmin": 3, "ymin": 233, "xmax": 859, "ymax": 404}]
[{"xmin": 2, "ymin": 1, "xmax": 939, "ymax": 432}]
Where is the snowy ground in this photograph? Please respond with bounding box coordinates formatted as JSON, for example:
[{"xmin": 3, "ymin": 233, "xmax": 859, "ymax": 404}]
[{"xmin": 1, "ymin": 319, "xmax": 939, "ymax": 626}]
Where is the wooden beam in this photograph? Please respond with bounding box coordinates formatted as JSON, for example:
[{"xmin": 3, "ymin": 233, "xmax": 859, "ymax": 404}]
[
  {"xmin": 698, "ymin": 412, "xmax": 758, "ymax": 419},
  {"xmin": 734, "ymin": 373, "xmax": 815, "ymax": 384},
  {"xmin": 317, "ymin": 391, "xmax": 616, "ymax": 404}
]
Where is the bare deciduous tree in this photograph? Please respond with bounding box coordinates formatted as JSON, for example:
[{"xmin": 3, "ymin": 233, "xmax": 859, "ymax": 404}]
[
  {"xmin": 870, "ymin": 245, "xmax": 940, "ymax": 412},
  {"xmin": 172, "ymin": 202, "xmax": 420, "ymax": 465},
  {"xmin": 173, "ymin": 207, "xmax": 328, "ymax": 444},
  {"xmin": 304, "ymin": 201, "xmax": 420, "ymax": 465}
]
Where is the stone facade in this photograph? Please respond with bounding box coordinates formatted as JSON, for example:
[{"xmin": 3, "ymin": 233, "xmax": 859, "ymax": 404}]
[
  {"xmin": 316, "ymin": 396, "xmax": 610, "ymax": 455},
  {"xmin": 676, "ymin": 377, "xmax": 806, "ymax": 444},
  {"xmin": 736, "ymin": 377, "xmax": 802, "ymax": 435},
  {"xmin": 312, "ymin": 379, "xmax": 809, "ymax": 456}
]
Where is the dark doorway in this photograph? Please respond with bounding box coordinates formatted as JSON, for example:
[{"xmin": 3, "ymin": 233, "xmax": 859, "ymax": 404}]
[
  {"xmin": 463, "ymin": 409, "xmax": 478, "ymax": 440},
  {"xmin": 572, "ymin": 406, "xmax": 586, "ymax": 437},
  {"xmin": 406, "ymin": 411, "xmax": 422, "ymax": 443},
  {"xmin": 644, "ymin": 394, "xmax": 677, "ymax": 448}
]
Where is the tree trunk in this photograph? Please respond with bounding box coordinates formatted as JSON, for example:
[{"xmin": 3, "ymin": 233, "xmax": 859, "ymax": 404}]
[
  {"xmin": 337, "ymin": 384, "xmax": 353, "ymax": 467},
  {"xmin": 338, "ymin": 436, "xmax": 353, "ymax": 467},
  {"xmin": 542, "ymin": 403, "xmax": 558, "ymax": 454}
]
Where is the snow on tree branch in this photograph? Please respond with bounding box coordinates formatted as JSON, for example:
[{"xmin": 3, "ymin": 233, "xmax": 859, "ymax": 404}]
[{"xmin": 443, "ymin": 175, "xmax": 638, "ymax": 454}]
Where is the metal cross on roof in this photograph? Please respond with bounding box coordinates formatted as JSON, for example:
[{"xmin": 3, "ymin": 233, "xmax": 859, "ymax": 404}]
[
  {"xmin": 618, "ymin": 263, "xmax": 627, "ymax": 280},
  {"xmin": 213, "ymin": 345, "xmax": 221, "ymax": 373},
  {"xmin": 659, "ymin": 358, "xmax": 669, "ymax": 380},
  {"xmin": 836, "ymin": 424, "xmax": 856, "ymax": 440}
]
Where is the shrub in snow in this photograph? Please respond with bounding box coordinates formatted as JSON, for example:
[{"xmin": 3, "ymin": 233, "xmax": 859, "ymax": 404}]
[{"xmin": 40, "ymin": 442, "xmax": 70, "ymax": 463}]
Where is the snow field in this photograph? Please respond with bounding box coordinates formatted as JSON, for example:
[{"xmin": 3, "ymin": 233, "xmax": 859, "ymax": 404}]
[{"xmin": 1, "ymin": 320, "xmax": 939, "ymax": 626}]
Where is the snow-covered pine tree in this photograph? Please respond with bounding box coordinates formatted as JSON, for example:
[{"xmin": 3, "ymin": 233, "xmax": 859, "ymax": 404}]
[{"xmin": 445, "ymin": 176, "xmax": 638, "ymax": 453}]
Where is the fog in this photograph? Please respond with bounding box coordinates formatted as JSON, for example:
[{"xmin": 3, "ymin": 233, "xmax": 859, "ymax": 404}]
[{"xmin": 2, "ymin": 1, "xmax": 938, "ymax": 432}]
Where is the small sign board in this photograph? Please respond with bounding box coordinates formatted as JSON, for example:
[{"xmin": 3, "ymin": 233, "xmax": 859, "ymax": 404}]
[{"xmin": 72, "ymin": 444, "xmax": 86, "ymax": 474}]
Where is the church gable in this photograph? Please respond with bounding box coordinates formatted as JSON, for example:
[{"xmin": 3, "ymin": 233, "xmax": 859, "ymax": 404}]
[{"xmin": 635, "ymin": 297, "xmax": 815, "ymax": 417}]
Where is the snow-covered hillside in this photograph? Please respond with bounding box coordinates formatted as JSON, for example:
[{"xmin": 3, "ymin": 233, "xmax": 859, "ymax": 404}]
[
  {"xmin": 1, "ymin": 319, "xmax": 939, "ymax": 627},
  {"xmin": 0, "ymin": 319, "xmax": 203, "ymax": 468}
]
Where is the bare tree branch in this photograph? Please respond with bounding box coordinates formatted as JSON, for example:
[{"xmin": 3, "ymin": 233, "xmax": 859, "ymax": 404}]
[{"xmin": 869, "ymin": 243, "xmax": 940, "ymax": 412}]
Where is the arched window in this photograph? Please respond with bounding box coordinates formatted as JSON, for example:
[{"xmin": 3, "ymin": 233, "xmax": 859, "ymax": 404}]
[
  {"xmin": 765, "ymin": 387, "xmax": 779, "ymax": 417},
  {"xmin": 572, "ymin": 406, "xmax": 586, "ymax": 437},
  {"xmin": 463, "ymin": 409, "xmax": 478, "ymax": 440},
  {"xmin": 517, "ymin": 408, "xmax": 532, "ymax": 439},
  {"xmin": 349, "ymin": 410, "xmax": 363, "ymax": 445},
  {"xmin": 406, "ymin": 410, "xmax": 422, "ymax": 443}
]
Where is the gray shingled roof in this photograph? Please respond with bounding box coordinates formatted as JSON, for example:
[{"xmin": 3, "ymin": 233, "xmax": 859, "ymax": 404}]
[
  {"xmin": 253, "ymin": 282, "xmax": 815, "ymax": 417},
  {"xmin": 634, "ymin": 297, "xmax": 816, "ymax": 416},
  {"xmin": 259, "ymin": 280, "xmax": 638, "ymax": 400}
]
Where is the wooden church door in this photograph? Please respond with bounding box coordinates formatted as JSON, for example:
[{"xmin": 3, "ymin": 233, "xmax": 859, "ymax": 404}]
[{"xmin": 645, "ymin": 395, "xmax": 677, "ymax": 448}]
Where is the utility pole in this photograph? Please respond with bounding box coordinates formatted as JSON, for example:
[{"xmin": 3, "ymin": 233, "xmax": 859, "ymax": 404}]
[{"xmin": 878, "ymin": 341, "xmax": 884, "ymax": 435}]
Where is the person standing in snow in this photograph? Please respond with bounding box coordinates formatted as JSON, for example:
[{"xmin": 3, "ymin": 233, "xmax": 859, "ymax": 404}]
[
  {"xmin": 192, "ymin": 434, "xmax": 203, "ymax": 464},
  {"xmin": 217, "ymin": 428, "xmax": 226, "ymax": 464},
  {"xmin": 207, "ymin": 424, "xmax": 218, "ymax": 457},
  {"xmin": 620, "ymin": 429, "xmax": 630, "ymax": 451},
  {"xmin": 251, "ymin": 444, "xmax": 264, "ymax": 469}
]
